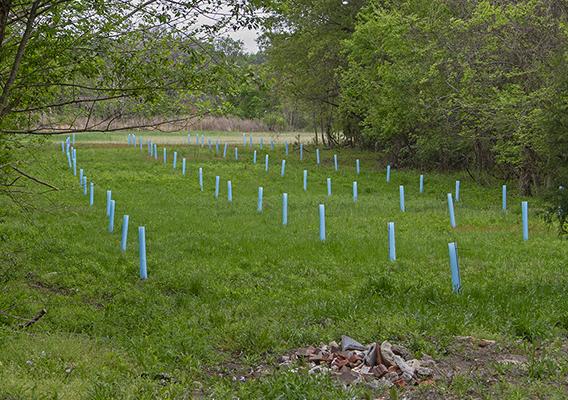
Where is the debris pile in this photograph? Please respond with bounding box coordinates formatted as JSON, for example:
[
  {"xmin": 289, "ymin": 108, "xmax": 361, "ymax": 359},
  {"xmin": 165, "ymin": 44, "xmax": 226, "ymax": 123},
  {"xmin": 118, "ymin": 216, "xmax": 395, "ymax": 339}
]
[{"xmin": 279, "ymin": 335, "xmax": 437, "ymax": 388}]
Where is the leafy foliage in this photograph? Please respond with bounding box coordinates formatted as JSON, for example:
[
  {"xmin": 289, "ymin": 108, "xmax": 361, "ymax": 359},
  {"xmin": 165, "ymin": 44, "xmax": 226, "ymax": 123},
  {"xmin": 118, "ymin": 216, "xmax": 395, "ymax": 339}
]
[
  {"xmin": 340, "ymin": 0, "xmax": 568, "ymax": 194},
  {"xmin": 542, "ymin": 187, "xmax": 568, "ymax": 237},
  {"xmin": 0, "ymin": 0, "xmax": 258, "ymax": 199},
  {"xmin": 261, "ymin": 0, "xmax": 367, "ymax": 143}
]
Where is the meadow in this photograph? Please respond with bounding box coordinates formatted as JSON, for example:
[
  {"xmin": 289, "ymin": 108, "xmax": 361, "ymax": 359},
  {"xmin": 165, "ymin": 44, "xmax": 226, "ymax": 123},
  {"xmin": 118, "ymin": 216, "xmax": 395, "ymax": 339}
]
[{"xmin": 1, "ymin": 132, "xmax": 567, "ymax": 399}]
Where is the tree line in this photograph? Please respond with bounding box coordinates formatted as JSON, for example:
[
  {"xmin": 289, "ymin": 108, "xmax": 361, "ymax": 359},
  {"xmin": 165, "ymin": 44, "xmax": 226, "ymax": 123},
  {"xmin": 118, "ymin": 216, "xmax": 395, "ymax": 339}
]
[
  {"xmin": 259, "ymin": 0, "xmax": 568, "ymax": 195},
  {"xmin": 1, "ymin": 0, "xmax": 567, "ymax": 201}
]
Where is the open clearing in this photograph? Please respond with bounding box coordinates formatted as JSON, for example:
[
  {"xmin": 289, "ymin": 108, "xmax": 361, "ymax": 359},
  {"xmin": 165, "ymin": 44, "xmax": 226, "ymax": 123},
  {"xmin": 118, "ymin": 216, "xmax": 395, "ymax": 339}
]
[{"xmin": 1, "ymin": 133, "xmax": 567, "ymax": 399}]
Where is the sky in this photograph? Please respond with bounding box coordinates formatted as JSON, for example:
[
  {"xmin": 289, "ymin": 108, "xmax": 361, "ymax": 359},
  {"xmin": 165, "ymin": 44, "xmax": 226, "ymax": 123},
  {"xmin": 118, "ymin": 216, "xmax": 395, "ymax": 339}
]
[
  {"xmin": 230, "ymin": 28, "xmax": 260, "ymax": 53},
  {"xmin": 195, "ymin": 5, "xmax": 262, "ymax": 54}
]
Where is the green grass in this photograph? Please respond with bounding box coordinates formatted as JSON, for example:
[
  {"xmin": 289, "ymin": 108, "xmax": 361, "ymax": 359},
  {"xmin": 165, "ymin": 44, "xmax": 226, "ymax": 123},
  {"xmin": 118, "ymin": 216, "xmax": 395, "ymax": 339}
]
[
  {"xmin": 50, "ymin": 130, "xmax": 312, "ymax": 144},
  {"xmin": 1, "ymin": 136, "xmax": 567, "ymax": 399}
]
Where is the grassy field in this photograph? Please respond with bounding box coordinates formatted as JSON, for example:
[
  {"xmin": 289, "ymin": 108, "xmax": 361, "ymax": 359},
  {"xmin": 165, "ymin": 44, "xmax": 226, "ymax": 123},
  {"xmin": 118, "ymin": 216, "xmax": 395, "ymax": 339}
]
[
  {"xmin": 57, "ymin": 130, "xmax": 313, "ymax": 145},
  {"xmin": 1, "ymin": 133, "xmax": 567, "ymax": 399}
]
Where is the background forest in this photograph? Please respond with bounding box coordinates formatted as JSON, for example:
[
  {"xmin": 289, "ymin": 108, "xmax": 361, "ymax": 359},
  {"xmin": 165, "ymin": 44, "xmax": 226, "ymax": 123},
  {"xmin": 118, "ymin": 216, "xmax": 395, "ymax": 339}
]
[{"xmin": 1, "ymin": 0, "xmax": 567, "ymax": 196}]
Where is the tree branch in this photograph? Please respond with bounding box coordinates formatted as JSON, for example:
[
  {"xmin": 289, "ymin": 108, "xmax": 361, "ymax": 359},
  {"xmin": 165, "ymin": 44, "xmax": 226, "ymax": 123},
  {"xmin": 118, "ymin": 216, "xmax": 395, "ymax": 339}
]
[
  {"xmin": 12, "ymin": 93, "xmax": 133, "ymax": 113},
  {"xmin": 0, "ymin": 0, "xmax": 11, "ymax": 49},
  {"xmin": 10, "ymin": 165, "xmax": 59, "ymax": 190},
  {"xmin": 0, "ymin": 0, "xmax": 41, "ymax": 117},
  {"xmin": 0, "ymin": 113, "xmax": 209, "ymax": 135}
]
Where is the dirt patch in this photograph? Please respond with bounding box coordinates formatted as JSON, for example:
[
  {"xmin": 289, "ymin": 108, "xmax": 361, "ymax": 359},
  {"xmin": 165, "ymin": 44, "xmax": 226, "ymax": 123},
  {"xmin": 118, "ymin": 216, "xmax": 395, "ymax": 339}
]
[
  {"xmin": 26, "ymin": 272, "xmax": 78, "ymax": 296},
  {"xmin": 211, "ymin": 335, "xmax": 563, "ymax": 398},
  {"xmin": 398, "ymin": 336, "xmax": 531, "ymax": 399}
]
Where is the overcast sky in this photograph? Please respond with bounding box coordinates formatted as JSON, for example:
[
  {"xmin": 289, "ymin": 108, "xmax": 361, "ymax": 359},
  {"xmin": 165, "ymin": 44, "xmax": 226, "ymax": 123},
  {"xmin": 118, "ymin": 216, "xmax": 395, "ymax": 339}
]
[
  {"xmin": 230, "ymin": 28, "xmax": 260, "ymax": 53},
  {"xmin": 196, "ymin": 6, "xmax": 262, "ymax": 54}
]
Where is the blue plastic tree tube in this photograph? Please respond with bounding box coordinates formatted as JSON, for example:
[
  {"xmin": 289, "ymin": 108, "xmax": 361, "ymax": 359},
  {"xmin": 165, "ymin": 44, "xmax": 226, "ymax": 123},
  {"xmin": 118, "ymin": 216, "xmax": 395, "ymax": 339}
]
[
  {"xmin": 260, "ymin": 138, "xmax": 263, "ymax": 150},
  {"xmin": 327, "ymin": 178, "xmax": 332, "ymax": 196},
  {"xmin": 89, "ymin": 182, "xmax": 94, "ymax": 206},
  {"xmin": 83, "ymin": 176, "xmax": 87, "ymax": 195},
  {"xmin": 249, "ymin": 133, "xmax": 253, "ymax": 148},
  {"xmin": 420, "ymin": 175, "xmax": 424, "ymax": 193},
  {"xmin": 215, "ymin": 176, "xmax": 220, "ymax": 199},
  {"xmin": 227, "ymin": 180, "xmax": 233, "ymax": 202},
  {"xmin": 173, "ymin": 151, "xmax": 177, "ymax": 169},
  {"xmin": 386, "ymin": 165, "xmax": 391, "ymax": 183},
  {"xmin": 223, "ymin": 143, "xmax": 227, "ymax": 158},
  {"xmin": 455, "ymin": 180, "xmax": 461, "ymax": 202},
  {"xmin": 121, "ymin": 215, "xmax": 129, "ymax": 252},
  {"xmin": 303, "ymin": 170, "xmax": 308, "ymax": 191},
  {"xmin": 73, "ymin": 157, "xmax": 77, "ymax": 176},
  {"xmin": 522, "ymin": 201, "xmax": 529, "ymax": 241},
  {"xmin": 253, "ymin": 150, "xmax": 257, "ymax": 164},
  {"xmin": 163, "ymin": 148, "xmax": 167, "ymax": 165},
  {"xmin": 235, "ymin": 147, "xmax": 238, "ymax": 160},
  {"xmin": 109, "ymin": 200, "xmax": 115, "ymax": 233},
  {"xmin": 281, "ymin": 160, "xmax": 286, "ymax": 177},
  {"xmin": 201, "ymin": 134, "xmax": 204, "ymax": 147},
  {"xmin": 334, "ymin": 154, "xmax": 338, "ymax": 171},
  {"xmin": 300, "ymin": 143, "xmax": 303, "ymax": 160},
  {"xmin": 316, "ymin": 148, "xmax": 320, "ymax": 165},
  {"xmin": 188, "ymin": 133, "xmax": 191, "ymax": 144},
  {"xmin": 199, "ymin": 168, "xmax": 203, "ymax": 191},
  {"xmin": 79, "ymin": 168, "xmax": 83, "ymax": 185},
  {"xmin": 257, "ymin": 187, "xmax": 263, "ymax": 212},
  {"xmin": 270, "ymin": 138, "xmax": 274, "ymax": 151},
  {"xmin": 448, "ymin": 242, "xmax": 461, "ymax": 293},
  {"xmin": 353, "ymin": 181, "xmax": 358, "ymax": 202},
  {"xmin": 265, "ymin": 154, "xmax": 269, "ymax": 172},
  {"xmin": 399, "ymin": 185, "xmax": 405, "ymax": 212},
  {"xmin": 106, "ymin": 190, "xmax": 112, "ymax": 216},
  {"xmin": 282, "ymin": 193, "xmax": 288, "ymax": 225},
  {"xmin": 182, "ymin": 158, "xmax": 186, "ymax": 176},
  {"xmin": 356, "ymin": 159, "xmax": 360, "ymax": 175},
  {"xmin": 388, "ymin": 222, "xmax": 396, "ymax": 261},
  {"xmin": 139, "ymin": 226, "xmax": 147, "ymax": 280},
  {"xmin": 502, "ymin": 185, "xmax": 507, "ymax": 211},
  {"xmin": 319, "ymin": 204, "xmax": 326, "ymax": 241},
  {"xmin": 447, "ymin": 193, "xmax": 456, "ymax": 228},
  {"xmin": 285, "ymin": 141, "xmax": 289, "ymax": 155}
]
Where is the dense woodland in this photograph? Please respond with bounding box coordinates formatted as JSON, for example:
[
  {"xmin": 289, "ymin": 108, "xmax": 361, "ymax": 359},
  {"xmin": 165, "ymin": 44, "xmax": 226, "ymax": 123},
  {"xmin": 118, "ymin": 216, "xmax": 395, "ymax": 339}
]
[
  {"xmin": 1, "ymin": 0, "xmax": 567, "ymax": 198},
  {"xmin": 258, "ymin": 0, "xmax": 568, "ymax": 197}
]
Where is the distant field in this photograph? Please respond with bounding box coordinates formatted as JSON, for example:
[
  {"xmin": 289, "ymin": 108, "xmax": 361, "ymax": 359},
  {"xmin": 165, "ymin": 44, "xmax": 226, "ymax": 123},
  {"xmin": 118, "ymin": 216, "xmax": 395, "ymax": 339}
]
[
  {"xmin": 1, "ymin": 133, "xmax": 567, "ymax": 399},
  {"xmin": 50, "ymin": 130, "xmax": 315, "ymax": 145}
]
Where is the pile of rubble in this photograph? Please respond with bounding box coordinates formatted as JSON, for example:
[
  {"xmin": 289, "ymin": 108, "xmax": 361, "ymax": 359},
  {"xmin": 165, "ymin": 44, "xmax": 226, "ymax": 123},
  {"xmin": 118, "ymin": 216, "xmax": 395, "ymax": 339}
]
[{"xmin": 279, "ymin": 336, "xmax": 437, "ymax": 388}]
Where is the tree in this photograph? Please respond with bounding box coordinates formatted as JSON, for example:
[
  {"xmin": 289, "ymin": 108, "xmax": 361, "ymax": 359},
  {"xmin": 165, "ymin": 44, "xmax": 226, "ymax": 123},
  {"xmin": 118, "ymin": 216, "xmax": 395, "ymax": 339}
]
[
  {"xmin": 0, "ymin": 0, "xmax": 259, "ymax": 200},
  {"xmin": 260, "ymin": 0, "xmax": 366, "ymax": 146},
  {"xmin": 340, "ymin": 0, "xmax": 568, "ymax": 193}
]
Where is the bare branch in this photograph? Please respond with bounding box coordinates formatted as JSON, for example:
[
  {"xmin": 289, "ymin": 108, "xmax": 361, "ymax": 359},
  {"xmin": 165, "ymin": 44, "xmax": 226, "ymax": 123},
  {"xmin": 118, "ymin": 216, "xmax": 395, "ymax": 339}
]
[
  {"xmin": 11, "ymin": 165, "xmax": 59, "ymax": 190},
  {"xmin": 0, "ymin": 113, "xmax": 210, "ymax": 135},
  {"xmin": 12, "ymin": 94, "xmax": 132, "ymax": 113},
  {"xmin": 19, "ymin": 308, "xmax": 47, "ymax": 328}
]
